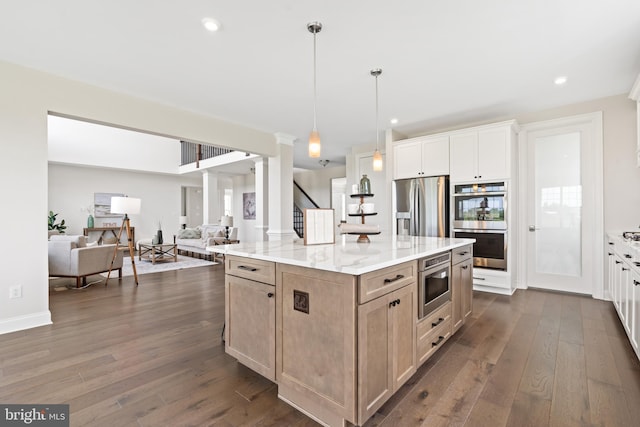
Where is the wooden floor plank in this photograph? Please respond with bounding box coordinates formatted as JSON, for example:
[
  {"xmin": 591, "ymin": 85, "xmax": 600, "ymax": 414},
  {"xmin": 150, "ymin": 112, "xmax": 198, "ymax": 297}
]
[{"xmin": 0, "ymin": 267, "xmax": 638, "ymax": 426}]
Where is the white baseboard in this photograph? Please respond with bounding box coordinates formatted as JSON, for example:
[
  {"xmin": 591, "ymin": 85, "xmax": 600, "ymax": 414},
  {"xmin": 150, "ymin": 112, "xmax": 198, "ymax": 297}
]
[{"xmin": 0, "ymin": 311, "xmax": 52, "ymax": 335}]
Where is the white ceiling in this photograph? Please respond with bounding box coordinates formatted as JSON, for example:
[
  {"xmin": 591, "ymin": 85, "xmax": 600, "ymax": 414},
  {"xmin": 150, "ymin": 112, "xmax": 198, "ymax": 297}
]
[{"xmin": 2, "ymin": 1, "xmax": 639, "ymax": 170}]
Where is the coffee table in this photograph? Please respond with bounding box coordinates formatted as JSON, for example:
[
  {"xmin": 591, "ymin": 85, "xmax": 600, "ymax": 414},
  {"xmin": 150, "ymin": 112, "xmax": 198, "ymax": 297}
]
[{"xmin": 138, "ymin": 243, "xmax": 178, "ymax": 264}]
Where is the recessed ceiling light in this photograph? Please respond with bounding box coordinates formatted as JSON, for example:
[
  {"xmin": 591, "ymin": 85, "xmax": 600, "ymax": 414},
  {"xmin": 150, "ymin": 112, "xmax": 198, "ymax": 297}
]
[
  {"xmin": 554, "ymin": 76, "xmax": 568, "ymax": 86},
  {"xmin": 390, "ymin": 118, "xmax": 398, "ymax": 125},
  {"xmin": 202, "ymin": 17, "xmax": 221, "ymax": 32}
]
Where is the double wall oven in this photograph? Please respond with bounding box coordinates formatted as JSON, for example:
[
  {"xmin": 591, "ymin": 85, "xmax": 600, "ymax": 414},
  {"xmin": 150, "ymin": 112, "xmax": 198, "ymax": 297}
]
[{"xmin": 452, "ymin": 182, "xmax": 507, "ymax": 271}]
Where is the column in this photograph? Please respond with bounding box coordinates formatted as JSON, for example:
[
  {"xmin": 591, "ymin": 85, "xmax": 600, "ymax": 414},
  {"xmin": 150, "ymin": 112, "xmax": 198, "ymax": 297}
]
[
  {"xmin": 267, "ymin": 133, "xmax": 297, "ymax": 241},
  {"xmin": 254, "ymin": 157, "xmax": 269, "ymax": 242}
]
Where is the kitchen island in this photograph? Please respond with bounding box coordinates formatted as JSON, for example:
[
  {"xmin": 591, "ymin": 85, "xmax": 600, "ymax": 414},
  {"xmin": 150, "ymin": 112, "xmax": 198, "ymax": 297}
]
[{"xmin": 209, "ymin": 236, "xmax": 475, "ymax": 427}]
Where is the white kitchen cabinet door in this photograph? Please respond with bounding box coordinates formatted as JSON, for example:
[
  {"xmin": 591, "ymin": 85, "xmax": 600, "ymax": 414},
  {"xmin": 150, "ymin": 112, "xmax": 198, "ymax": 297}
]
[
  {"xmin": 393, "ymin": 140, "xmax": 423, "ymax": 180},
  {"xmin": 478, "ymin": 127, "xmax": 509, "ymax": 180},
  {"xmin": 621, "ymin": 263, "xmax": 631, "ymax": 334},
  {"xmin": 421, "ymin": 136, "xmax": 449, "ymax": 177},
  {"xmin": 449, "ymin": 132, "xmax": 478, "ymax": 182}
]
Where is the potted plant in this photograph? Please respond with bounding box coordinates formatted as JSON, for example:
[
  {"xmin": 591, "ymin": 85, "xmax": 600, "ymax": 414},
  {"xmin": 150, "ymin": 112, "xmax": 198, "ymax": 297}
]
[{"xmin": 48, "ymin": 211, "xmax": 67, "ymax": 234}]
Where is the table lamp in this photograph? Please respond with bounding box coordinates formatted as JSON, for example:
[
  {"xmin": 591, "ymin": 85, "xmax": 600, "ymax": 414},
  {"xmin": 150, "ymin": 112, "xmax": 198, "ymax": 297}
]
[
  {"xmin": 221, "ymin": 215, "xmax": 233, "ymax": 240},
  {"xmin": 106, "ymin": 196, "xmax": 141, "ymax": 286},
  {"xmin": 179, "ymin": 215, "xmax": 188, "ymax": 229}
]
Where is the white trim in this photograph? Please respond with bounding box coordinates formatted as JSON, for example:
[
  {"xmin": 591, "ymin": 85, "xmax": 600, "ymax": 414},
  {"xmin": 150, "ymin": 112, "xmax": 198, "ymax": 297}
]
[
  {"xmin": 517, "ymin": 112, "xmax": 604, "ymax": 298},
  {"xmin": 274, "ymin": 132, "xmax": 297, "ymax": 145},
  {"xmin": 629, "ymin": 74, "xmax": 640, "ymax": 101},
  {"xmin": 0, "ymin": 311, "xmax": 52, "ymax": 335}
]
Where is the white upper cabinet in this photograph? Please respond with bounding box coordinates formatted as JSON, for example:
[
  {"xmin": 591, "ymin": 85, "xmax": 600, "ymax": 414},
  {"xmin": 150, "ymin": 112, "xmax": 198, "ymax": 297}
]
[
  {"xmin": 449, "ymin": 121, "xmax": 516, "ymax": 182},
  {"xmin": 393, "ymin": 135, "xmax": 449, "ymax": 180}
]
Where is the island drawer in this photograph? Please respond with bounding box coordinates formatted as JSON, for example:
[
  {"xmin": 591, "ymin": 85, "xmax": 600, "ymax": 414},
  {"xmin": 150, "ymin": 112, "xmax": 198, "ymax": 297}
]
[
  {"xmin": 417, "ymin": 316, "xmax": 451, "ymax": 366},
  {"xmin": 226, "ymin": 255, "xmax": 276, "ymax": 285},
  {"xmin": 452, "ymin": 245, "xmax": 473, "ymax": 265},
  {"xmin": 358, "ymin": 261, "xmax": 417, "ymax": 304},
  {"xmin": 417, "ymin": 301, "xmax": 451, "ymax": 339}
]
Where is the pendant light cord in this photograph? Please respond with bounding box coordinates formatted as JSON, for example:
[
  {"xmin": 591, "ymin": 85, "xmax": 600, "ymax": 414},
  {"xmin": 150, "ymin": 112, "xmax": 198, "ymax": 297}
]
[
  {"xmin": 313, "ymin": 30, "xmax": 318, "ymax": 131},
  {"xmin": 375, "ymin": 73, "xmax": 379, "ymax": 150}
]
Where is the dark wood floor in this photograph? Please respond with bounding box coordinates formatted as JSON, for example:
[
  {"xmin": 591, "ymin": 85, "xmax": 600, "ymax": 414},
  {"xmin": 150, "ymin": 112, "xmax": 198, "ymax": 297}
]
[{"xmin": 1, "ymin": 265, "xmax": 639, "ymax": 426}]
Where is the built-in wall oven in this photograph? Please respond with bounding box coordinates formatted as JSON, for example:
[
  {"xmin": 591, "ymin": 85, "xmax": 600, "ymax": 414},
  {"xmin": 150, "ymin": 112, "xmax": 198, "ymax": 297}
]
[
  {"xmin": 418, "ymin": 252, "xmax": 451, "ymax": 319},
  {"xmin": 452, "ymin": 182, "xmax": 508, "ymax": 271}
]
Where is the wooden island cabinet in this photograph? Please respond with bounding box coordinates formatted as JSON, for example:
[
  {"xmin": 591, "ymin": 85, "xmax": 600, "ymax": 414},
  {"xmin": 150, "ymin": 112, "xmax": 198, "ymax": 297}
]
[{"xmin": 215, "ymin": 237, "xmax": 474, "ymax": 426}]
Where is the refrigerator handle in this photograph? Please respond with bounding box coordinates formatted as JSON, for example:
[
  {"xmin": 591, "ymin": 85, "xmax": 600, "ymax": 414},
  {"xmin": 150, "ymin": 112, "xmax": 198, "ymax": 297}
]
[{"xmin": 410, "ymin": 180, "xmax": 420, "ymax": 235}]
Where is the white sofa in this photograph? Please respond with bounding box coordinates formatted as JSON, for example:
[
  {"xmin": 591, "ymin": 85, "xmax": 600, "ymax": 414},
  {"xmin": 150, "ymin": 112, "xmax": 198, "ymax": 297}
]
[
  {"xmin": 48, "ymin": 235, "xmax": 124, "ymax": 288},
  {"xmin": 174, "ymin": 224, "xmax": 238, "ymax": 259}
]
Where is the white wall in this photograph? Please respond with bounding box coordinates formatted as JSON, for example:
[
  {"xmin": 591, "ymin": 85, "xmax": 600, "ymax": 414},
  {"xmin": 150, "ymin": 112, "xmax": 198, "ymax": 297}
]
[
  {"xmin": 48, "ymin": 164, "xmax": 202, "ymax": 241},
  {"xmin": 293, "ymin": 165, "xmax": 347, "ymax": 208},
  {"xmin": 233, "ymin": 173, "xmax": 256, "ymax": 243},
  {"xmin": 0, "ymin": 60, "xmax": 275, "ymax": 335}
]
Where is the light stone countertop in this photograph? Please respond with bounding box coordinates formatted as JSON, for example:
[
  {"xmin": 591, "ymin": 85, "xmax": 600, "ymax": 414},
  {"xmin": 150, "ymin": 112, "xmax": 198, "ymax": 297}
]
[{"xmin": 207, "ymin": 235, "xmax": 476, "ymax": 275}]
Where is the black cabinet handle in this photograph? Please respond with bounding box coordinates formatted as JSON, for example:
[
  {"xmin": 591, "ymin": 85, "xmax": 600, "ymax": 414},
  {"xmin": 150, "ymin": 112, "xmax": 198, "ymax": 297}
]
[
  {"xmin": 238, "ymin": 265, "xmax": 258, "ymax": 272},
  {"xmin": 396, "ymin": 299, "xmax": 401, "ymax": 305},
  {"xmin": 462, "ymin": 265, "xmax": 469, "ymax": 270},
  {"xmin": 622, "ymin": 267, "xmax": 630, "ymax": 271},
  {"xmin": 389, "ymin": 301, "xmax": 396, "ymax": 308},
  {"xmin": 634, "ymin": 262, "xmax": 640, "ymax": 267},
  {"xmin": 432, "ymin": 317, "xmax": 444, "ymax": 327},
  {"xmin": 608, "ymin": 242, "xmax": 614, "ymax": 245},
  {"xmin": 634, "ymin": 280, "xmax": 640, "ymax": 286},
  {"xmin": 615, "ymin": 261, "xmax": 622, "ymax": 264},
  {"xmin": 458, "ymin": 251, "xmax": 468, "ymax": 256},
  {"xmin": 432, "ymin": 336, "xmax": 445, "ymax": 347},
  {"xmin": 267, "ymin": 292, "xmax": 274, "ymax": 298},
  {"xmin": 473, "ymin": 277, "xmax": 485, "ymax": 280},
  {"xmin": 384, "ymin": 274, "xmax": 405, "ymax": 283},
  {"xmin": 625, "ymin": 254, "xmax": 632, "ymax": 258},
  {"xmin": 608, "ymin": 252, "xmax": 613, "ymax": 256}
]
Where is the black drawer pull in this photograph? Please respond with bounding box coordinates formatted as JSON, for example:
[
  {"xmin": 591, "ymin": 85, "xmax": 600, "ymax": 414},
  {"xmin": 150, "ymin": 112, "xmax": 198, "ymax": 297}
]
[
  {"xmin": 608, "ymin": 242, "xmax": 614, "ymax": 245},
  {"xmin": 389, "ymin": 301, "xmax": 396, "ymax": 308},
  {"xmin": 473, "ymin": 277, "xmax": 485, "ymax": 280},
  {"xmin": 635, "ymin": 262, "xmax": 640, "ymax": 267},
  {"xmin": 622, "ymin": 267, "xmax": 630, "ymax": 271},
  {"xmin": 432, "ymin": 336, "xmax": 445, "ymax": 347},
  {"xmin": 384, "ymin": 274, "xmax": 405, "ymax": 283},
  {"xmin": 238, "ymin": 265, "xmax": 258, "ymax": 272},
  {"xmin": 461, "ymin": 265, "xmax": 469, "ymax": 270},
  {"xmin": 432, "ymin": 317, "xmax": 444, "ymax": 327},
  {"xmin": 615, "ymin": 261, "xmax": 622, "ymax": 264},
  {"xmin": 625, "ymin": 254, "xmax": 632, "ymax": 258},
  {"xmin": 458, "ymin": 251, "xmax": 468, "ymax": 256},
  {"xmin": 608, "ymin": 252, "xmax": 613, "ymax": 256},
  {"xmin": 267, "ymin": 292, "xmax": 274, "ymax": 298},
  {"xmin": 634, "ymin": 280, "xmax": 640, "ymax": 286}
]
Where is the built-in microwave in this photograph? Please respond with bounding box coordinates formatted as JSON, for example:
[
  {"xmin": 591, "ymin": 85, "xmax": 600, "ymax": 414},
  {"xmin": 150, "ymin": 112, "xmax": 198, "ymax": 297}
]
[
  {"xmin": 452, "ymin": 182, "xmax": 507, "ymax": 230},
  {"xmin": 418, "ymin": 252, "xmax": 451, "ymax": 319}
]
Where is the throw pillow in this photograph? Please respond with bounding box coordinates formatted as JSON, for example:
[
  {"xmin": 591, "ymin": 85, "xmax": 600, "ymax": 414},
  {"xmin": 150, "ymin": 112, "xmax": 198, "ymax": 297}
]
[
  {"xmin": 178, "ymin": 228, "xmax": 201, "ymax": 239},
  {"xmin": 208, "ymin": 230, "xmax": 225, "ymax": 238}
]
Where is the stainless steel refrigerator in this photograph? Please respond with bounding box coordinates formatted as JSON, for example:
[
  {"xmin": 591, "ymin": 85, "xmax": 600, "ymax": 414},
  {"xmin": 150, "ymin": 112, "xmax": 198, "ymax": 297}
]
[{"xmin": 395, "ymin": 176, "xmax": 449, "ymax": 237}]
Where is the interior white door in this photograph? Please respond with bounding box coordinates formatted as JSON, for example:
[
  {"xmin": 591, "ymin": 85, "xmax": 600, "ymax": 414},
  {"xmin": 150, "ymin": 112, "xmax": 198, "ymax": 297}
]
[{"xmin": 522, "ymin": 113, "xmax": 603, "ymax": 296}]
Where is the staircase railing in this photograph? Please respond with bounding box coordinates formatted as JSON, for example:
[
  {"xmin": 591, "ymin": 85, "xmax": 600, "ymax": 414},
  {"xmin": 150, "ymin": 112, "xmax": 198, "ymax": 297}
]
[
  {"xmin": 293, "ymin": 181, "xmax": 320, "ymax": 238},
  {"xmin": 180, "ymin": 141, "xmax": 234, "ymax": 166}
]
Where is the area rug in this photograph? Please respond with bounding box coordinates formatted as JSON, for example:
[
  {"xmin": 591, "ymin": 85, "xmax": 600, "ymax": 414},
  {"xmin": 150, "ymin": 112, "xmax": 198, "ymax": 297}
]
[{"xmin": 101, "ymin": 255, "xmax": 217, "ymax": 277}]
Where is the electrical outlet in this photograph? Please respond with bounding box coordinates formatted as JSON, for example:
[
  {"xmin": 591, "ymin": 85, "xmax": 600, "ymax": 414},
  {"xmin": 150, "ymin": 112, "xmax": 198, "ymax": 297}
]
[{"xmin": 9, "ymin": 285, "xmax": 22, "ymax": 299}]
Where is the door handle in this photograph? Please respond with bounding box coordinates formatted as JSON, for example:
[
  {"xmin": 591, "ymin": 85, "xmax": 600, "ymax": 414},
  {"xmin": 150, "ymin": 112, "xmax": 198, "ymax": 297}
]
[{"xmin": 528, "ymin": 225, "xmax": 539, "ymax": 232}]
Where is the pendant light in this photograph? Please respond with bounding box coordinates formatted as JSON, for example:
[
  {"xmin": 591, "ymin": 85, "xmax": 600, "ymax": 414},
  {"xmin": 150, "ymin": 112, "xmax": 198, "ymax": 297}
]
[
  {"xmin": 307, "ymin": 22, "xmax": 322, "ymax": 158},
  {"xmin": 371, "ymin": 68, "xmax": 383, "ymax": 171}
]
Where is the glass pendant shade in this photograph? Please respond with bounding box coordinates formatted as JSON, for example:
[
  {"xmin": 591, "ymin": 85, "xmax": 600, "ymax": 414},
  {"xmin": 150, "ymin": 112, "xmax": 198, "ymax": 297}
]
[
  {"xmin": 373, "ymin": 149, "xmax": 383, "ymax": 171},
  {"xmin": 309, "ymin": 129, "xmax": 321, "ymax": 157}
]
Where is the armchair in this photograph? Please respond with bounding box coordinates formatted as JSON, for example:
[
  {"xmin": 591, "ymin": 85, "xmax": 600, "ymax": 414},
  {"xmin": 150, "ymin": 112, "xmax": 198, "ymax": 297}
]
[{"xmin": 48, "ymin": 235, "xmax": 124, "ymax": 288}]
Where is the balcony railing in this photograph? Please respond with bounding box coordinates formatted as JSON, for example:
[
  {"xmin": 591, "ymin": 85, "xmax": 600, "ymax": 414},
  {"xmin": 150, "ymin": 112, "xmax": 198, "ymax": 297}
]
[{"xmin": 180, "ymin": 141, "xmax": 234, "ymax": 166}]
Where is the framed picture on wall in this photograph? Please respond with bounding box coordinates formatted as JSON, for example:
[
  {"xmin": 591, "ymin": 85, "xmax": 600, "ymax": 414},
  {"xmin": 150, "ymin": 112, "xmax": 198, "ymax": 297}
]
[
  {"xmin": 94, "ymin": 192, "xmax": 124, "ymax": 217},
  {"xmin": 243, "ymin": 192, "xmax": 256, "ymax": 220}
]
